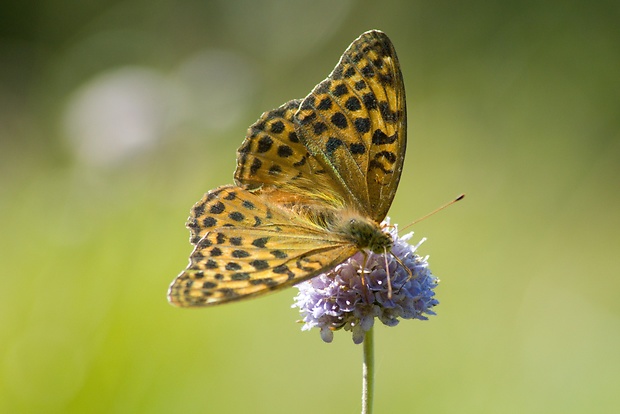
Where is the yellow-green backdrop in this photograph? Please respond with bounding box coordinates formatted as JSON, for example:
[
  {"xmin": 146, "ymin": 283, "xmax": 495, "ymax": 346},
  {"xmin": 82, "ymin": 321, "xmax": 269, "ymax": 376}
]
[{"xmin": 1, "ymin": 1, "xmax": 618, "ymax": 413}]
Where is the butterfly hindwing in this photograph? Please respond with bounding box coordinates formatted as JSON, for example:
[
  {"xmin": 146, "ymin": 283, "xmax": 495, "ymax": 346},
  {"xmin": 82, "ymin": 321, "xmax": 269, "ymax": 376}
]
[
  {"xmin": 170, "ymin": 185, "xmax": 358, "ymax": 306},
  {"xmin": 234, "ymin": 100, "xmax": 345, "ymax": 209},
  {"xmin": 235, "ymin": 100, "xmax": 308, "ymax": 189}
]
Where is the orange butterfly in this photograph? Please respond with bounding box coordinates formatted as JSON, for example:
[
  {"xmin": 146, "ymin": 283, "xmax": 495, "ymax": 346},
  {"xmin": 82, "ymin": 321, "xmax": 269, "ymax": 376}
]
[{"xmin": 168, "ymin": 30, "xmax": 406, "ymax": 307}]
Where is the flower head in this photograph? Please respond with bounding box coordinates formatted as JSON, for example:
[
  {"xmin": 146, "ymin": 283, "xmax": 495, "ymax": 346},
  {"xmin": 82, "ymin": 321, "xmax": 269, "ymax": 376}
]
[{"xmin": 292, "ymin": 220, "xmax": 439, "ymax": 344}]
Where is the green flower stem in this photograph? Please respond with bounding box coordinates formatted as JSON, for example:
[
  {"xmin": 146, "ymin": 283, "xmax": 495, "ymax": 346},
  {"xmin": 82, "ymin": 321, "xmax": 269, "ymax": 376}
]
[{"xmin": 362, "ymin": 326, "xmax": 374, "ymax": 414}]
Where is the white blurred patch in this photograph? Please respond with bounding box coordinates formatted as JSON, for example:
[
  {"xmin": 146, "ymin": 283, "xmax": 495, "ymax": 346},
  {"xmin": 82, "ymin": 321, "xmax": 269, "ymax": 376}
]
[
  {"xmin": 63, "ymin": 50, "xmax": 257, "ymax": 168},
  {"xmin": 63, "ymin": 67, "xmax": 172, "ymax": 167}
]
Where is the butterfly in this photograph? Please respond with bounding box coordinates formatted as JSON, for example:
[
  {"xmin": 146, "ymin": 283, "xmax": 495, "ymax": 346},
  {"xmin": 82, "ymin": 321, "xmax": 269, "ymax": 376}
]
[{"xmin": 168, "ymin": 30, "xmax": 407, "ymax": 307}]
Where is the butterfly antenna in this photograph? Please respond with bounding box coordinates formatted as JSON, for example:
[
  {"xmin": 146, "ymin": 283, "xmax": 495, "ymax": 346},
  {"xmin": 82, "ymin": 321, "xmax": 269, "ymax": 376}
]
[{"xmin": 399, "ymin": 193, "xmax": 465, "ymax": 233}]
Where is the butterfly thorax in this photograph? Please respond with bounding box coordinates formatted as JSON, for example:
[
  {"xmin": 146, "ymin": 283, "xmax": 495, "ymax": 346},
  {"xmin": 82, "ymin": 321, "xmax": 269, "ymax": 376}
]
[{"xmin": 333, "ymin": 213, "xmax": 393, "ymax": 254}]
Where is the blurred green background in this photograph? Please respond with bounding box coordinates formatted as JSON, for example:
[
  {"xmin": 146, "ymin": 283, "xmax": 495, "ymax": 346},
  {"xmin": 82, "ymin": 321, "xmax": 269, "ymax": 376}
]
[{"xmin": 2, "ymin": 0, "xmax": 619, "ymax": 413}]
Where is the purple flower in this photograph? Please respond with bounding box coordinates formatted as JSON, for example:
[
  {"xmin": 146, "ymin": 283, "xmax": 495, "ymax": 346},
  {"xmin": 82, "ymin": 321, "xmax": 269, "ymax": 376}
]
[{"xmin": 292, "ymin": 220, "xmax": 439, "ymax": 344}]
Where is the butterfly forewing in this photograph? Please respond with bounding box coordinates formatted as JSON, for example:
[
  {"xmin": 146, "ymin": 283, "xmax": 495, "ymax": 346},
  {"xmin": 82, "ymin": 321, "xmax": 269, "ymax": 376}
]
[
  {"xmin": 294, "ymin": 30, "xmax": 406, "ymax": 222},
  {"xmin": 169, "ymin": 185, "xmax": 357, "ymax": 306}
]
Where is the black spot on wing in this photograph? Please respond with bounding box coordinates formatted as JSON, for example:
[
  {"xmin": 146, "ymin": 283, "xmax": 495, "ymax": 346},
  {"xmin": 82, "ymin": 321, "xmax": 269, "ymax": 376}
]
[
  {"xmin": 350, "ymin": 143, "xmax": 366, "ymax": 155},
  {"xmin": 193, "ymin": 204, "xmax": 205, "ymax": 216},
  {"xmin": 277, "ymin": 145, "xmax": 293, "ymax": 158},
  {"xmin": 232, "ymin": 250, "xmax": 250, "ymax": 258},
  {"xmin": 331, "ymin": 112, "xmax": 347, "ymax": 129},
  {"xmin": 313, "ymin": 122, "xmax": 328, "ymax": 135},
  {"xmin": 231, "ymin": 273, "xmax": 250, "ymax": 281},
  {"xmin": 203, "ymin": 217, "xmax": 216, "ymax": 228},
  {"xmin": 354, "ymin": 117, "xmax": 370, "ymax": 133},
  {"xmin": 250, "ymin": 260, "xmax": 269, "ymax": 270},
  {"xmin": 362, "ymin": 92, "xmax": 377, "ymax": 110},
  {"xmin": 317, "ymin": 97, "xmax": 332, "ymax": 110},
  {"xmin": 372, "ymin": 129, "xmax": 397, "ymax": 145},
  {"xmin": 325, "ymin": 137, "xmax": 344, "ymax": 157},
  {"xmin": 252, "ymin": 237, "xmax": 269, "ymax": 248},
  {"xmin": 257, "ymin": 136, "xmax": 273, "ymax": 153},
  {"xmin": 225, "ymin": 262, "xmax": 242, "ymax": 271},
  {"xmin": 270, "ymin": 250, "xmax": 288, "ymax": 259},
  {"xmin": 250, "ymin": 158, "xmax": 262, "ymax": 175},
  {"xmin": 345, "ymin": 96, "xmax": 361, "ymax": 111},
  {"xmin": 271, "ymin": 120, "xmax": 285, "ymax": 133},
  {"xmin": 210, "ymin": 202, "xmax": 225, "ymax": 214},
  {"xmin": 229, "ymin": 211, "xmax": 245, "ymax": 222},
  {"xmin": 333, "ymin": 83, "xmax": 348, "ymax": 97},
  {"xmin": 210, "ymin": 247, "xmax": 222, "ymax": 257}
]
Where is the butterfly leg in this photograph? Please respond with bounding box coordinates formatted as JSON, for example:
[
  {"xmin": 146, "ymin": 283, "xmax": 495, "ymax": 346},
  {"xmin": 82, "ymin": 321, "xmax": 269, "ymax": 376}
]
[
  {"xmin": 359, "ymin": 250, "xmax": 369, "ymax": 287},
  {"xmin": 391, "ymin": 252, "xmax": 414, "ymax": 295},
  {"xmin": 383, "ymin": 247, "xmax": 394, "ymax": 299},
  {"xmin": 358, "ymin": 250, "xmax": 377, "ymax": 303}
]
